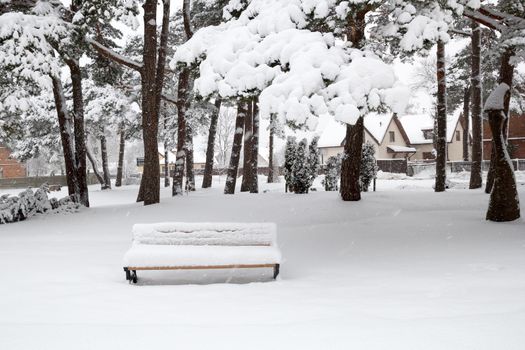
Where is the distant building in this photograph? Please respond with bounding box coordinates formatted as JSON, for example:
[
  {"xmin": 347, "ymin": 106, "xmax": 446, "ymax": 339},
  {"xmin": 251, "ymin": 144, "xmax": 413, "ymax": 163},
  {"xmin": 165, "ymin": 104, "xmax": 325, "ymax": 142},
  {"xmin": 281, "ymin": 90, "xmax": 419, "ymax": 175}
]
[
  {"xmin": 483, "ymin": 113, "xmax": 525, "ymax": 160},
  {"xmin": 0, "ymin": 144, "xmax": 26, "ymax": 179},
  {"xmin": 318, "ymin": 111, "xmax": 469, "ymax": 164}
]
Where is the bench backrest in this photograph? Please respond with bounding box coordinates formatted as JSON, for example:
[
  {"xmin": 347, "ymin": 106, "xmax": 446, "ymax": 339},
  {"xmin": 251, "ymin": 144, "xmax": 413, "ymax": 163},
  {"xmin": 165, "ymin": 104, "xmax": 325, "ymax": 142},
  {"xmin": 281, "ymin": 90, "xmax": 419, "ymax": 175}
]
[{"xmin": 132, "ymin": 222, "xmax": 277, "ymax": 247}]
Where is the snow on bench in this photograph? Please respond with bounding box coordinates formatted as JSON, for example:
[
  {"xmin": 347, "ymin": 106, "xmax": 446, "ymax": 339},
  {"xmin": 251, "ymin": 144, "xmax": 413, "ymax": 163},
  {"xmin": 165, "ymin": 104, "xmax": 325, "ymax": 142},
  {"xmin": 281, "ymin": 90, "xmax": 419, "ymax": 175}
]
[{"xmin": 123, "ymin": 222, "xmax": 281, "ymax": 283}]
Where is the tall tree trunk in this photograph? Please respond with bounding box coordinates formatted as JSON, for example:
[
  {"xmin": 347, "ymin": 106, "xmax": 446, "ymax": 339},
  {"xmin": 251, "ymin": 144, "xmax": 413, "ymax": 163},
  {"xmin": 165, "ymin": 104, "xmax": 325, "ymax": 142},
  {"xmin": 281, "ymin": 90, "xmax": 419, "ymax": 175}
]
[
  {"xmin": 486, "ymin": 106, "xmax": 520, "ymax": 221},
  {"xmin": 469, "ymin": 20, "xmax": 483, "ymax": 189},
  {"xmin": 340, "ymin": 117, "xmax": 364, "ymax": 201},
  {"xmin": 267, "ymin": 114, "xmax": 275, "ymax": 183},
  {"xmin": 202, "ymin": 99, "xmax": 222, "ymax": 188},
  {"xmin": 185, "ymin": 124, "xmax": 195, "ymax": 191},
  {"xmin": 163, "ymin": 141, "xmax": 170, "ymax": 187},
  {"xmin": 136, "ymin": 0, "xmax": 160, "ymax": 205},
  {"xmin": 240, "ymin": 99, "xmax": 253, "ymax": 192},
  {"xmin": 462, "ymin": 86, "xmax": 471, "ymax": 161},
  {"xmin": 51, "ymin": 76, "xmax": 79, "ymax": 197},
  {"xmin": 172, "ymin": 68, "xmax": 190, "ymax": 196},
  {"xmin": 115, "ymin": 127, "xmax": 125, "ymax": 187},
  {"xmin": 86, "ymin": 146, "xmax": 105, "ymax": 187},
  {"xmin": 224, "ymin": 102, "xmax": 246, "ymax": 194},
  {"xmin": 100, "ymin": 128, "xmax": 111, "ymax": 190},
  {"xmin": 485, "ymin": 47, "xmax": 515, "ymax": 194},
  {"xmin": 340, "ymin": 10, "xmax": 368, "ymax": 201},
  {"xmin": 66, "ymin": 60, "xmax": 89, "ymax": 207},
  {"xmin": 250, "ymin": 97, "xmax": 259, "ymax": 193},
  {"xmin": 435, "ymin": 39, "xmax": 447, "ymax": 192}
]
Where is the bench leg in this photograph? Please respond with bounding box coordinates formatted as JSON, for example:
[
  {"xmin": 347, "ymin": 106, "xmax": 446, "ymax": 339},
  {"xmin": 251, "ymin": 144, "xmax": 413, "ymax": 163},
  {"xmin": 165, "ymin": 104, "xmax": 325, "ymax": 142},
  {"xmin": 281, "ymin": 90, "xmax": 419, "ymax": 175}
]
[
  {"xmin": 273, "ymin": 264, "xmax": 280, "ymax": 279},
  {"xmin": 124, "ymin": 268, "xmax": 131, "ymax": 282},
  {"xmin": 132, "ymin": 270, "xmax": 137, "ymax": 284}
]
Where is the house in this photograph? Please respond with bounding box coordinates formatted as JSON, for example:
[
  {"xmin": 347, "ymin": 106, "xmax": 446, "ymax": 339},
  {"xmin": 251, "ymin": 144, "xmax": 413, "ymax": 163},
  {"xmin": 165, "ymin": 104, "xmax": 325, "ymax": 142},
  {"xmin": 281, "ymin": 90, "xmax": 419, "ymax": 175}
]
[
  {"xmin": 318, "ymin": 113, "xmax": 416, "ymax": 164},
  {"xmin": 0, "ymin": 144, "xmax": 26, "ymax": 179},
  {"xmin": 317, "ymin": 111, "xmax": 469, "ymax": 163},
  {"xmin": 483, "ymin": 113, "xmax": 525, "ymax": 160},
  {"xmin": 397, "ymin": 111, "xmax": 468, "ymax": 161}
]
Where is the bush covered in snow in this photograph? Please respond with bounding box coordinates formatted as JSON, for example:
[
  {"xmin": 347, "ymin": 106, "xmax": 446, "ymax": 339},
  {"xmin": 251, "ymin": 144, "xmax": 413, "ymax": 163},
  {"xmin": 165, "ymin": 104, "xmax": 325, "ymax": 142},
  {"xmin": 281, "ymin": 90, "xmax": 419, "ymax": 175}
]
[
  {"xmin": 284, "ymin": 137, "xmax": 320, "ymax": 194},
  {"xmin": 360, "ymin": 142, "xmax": 378, "ymax": 192},
  {"xmin": 323, "ymin": 155, "xmax": 342, "ymax": 192},
  {"xmin": 0, "ymin": 184, "xmax": 80, "ymax": 224}
]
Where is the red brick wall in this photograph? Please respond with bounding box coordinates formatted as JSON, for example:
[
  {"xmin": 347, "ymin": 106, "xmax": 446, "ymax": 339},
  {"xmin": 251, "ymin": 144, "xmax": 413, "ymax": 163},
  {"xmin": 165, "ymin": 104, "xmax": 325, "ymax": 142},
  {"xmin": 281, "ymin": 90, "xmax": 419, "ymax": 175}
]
[
  {"xmin": 0, "ymin": 146, "xmax": 26, "ymax": 179},
  {"xmin": 483, "ymin": 114, "xmax": 525, "ymax": 160}
]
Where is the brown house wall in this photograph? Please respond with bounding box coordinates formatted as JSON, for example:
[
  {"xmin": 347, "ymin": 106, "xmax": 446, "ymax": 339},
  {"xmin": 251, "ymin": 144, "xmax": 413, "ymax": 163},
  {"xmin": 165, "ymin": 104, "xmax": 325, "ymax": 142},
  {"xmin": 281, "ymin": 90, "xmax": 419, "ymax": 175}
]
[
  {"xmin": 483, "ymin": 114, "xmax": 525, "ymax": 160},
  {"xmin": 0, "ymin": 146, "xmax": 26, "ymax": 179}
]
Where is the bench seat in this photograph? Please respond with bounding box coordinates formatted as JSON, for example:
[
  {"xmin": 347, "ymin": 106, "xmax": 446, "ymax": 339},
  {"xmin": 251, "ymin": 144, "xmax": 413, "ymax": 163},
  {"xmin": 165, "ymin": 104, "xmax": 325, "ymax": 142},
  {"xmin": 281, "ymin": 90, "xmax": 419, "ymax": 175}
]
[{"xmin": 124, "ymin": 244, "xmax": 282, "ymax": 268}]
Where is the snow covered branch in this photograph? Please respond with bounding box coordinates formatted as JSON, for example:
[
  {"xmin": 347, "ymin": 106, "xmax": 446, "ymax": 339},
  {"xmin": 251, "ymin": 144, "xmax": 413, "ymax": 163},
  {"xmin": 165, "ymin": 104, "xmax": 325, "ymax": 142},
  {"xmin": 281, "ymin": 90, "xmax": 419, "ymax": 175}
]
[{"xmin": 87, "ymin": 38, "xmax": 143, "ymax": 73}]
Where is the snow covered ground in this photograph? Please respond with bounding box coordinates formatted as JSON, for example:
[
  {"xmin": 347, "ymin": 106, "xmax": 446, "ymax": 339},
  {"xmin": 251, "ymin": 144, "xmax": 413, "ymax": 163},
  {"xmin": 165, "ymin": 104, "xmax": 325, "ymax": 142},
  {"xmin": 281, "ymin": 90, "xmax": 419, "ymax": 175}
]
[{"xmin": 1, "ymin": 174, "xmax": 525, "ymax": 350}]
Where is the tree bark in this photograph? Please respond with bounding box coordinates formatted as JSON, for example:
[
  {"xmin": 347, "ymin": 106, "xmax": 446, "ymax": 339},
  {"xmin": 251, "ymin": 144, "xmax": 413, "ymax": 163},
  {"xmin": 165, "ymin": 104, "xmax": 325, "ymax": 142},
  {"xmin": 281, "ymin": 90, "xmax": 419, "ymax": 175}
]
[
  {"xmin": 163, "ymin": 141, "xmax": 170, "ymax": 187},
  {"xmin": 185, "ymin": 124, "xmax": 195, "ymax": 191},
  {"xmin": 240, "ymin": 99, "xmax": 254, "ymax": 192},
  {"xmin": 137, "ymin": 0, "xmax": 160, "ymax": 205},
  {"xmin": 267, "ymin": 114, "xmax": 276, "ymax": 183},
  {"xmin": 172, "ymin": 68, "xmax": 190, "ymax": 196},
  {"xmin": 486, "ymin": 108, "xmax": 520, "ymax": 221},
  {"xmin": 339, "ymin": 8, "xmax": 369, "ymax": 201},
  {"xmin": 469, "ymin": 20, "xmax": 483, "ymax": 189},
  {"xmin": 86, "ymin": 146, "xmax": 105, "ymax": 187},
  {"xmin": 66, "ymin": 60, "xmax": 90, "ymax": 207},
  {"xmin": 224, "ymin": 102, "xmax": 246, "ymax": 194},
  {"xmin": 435, "ymin": 39, "xmax": 447, "ymax": 193},
  {"xmin": 115, "ymin": 128, "xmax": 125, "ymax": 187},
  {"xmin": 462, "ymin": 86, "xmax": 471, "ymax": 161},
  {"xmin": 340, "ymin": 117, "xmax": 364, "ymax": 201},
  {"xmin": 100, "ymin": 128, "xmax": 111, "ymax": 190},
  {"xmin": 485, "ymin": 47, "xmax": 515, "ymax": 194},
  {"xmin": 202, "ymin": 99, "xmax": 222, "ymax": 188},
  {"xmin": 51, "ymin": 76, "xmax": 79, "ymax": 197},
  {"xmin": 250, "ymin": 97, "xmax": 259, "ymax": 193}
]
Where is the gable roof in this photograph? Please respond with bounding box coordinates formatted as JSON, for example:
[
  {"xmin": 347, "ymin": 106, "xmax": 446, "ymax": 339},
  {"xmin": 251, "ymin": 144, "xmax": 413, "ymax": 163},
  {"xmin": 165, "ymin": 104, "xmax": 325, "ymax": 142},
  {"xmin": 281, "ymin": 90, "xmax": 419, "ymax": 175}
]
[
  {"xmin": 317, "ymin": 113, "xmax": 393, "ymax": 148},
  {"xmin": 398, "ymin": 108, "xmax": 463, "ymax": 145}
]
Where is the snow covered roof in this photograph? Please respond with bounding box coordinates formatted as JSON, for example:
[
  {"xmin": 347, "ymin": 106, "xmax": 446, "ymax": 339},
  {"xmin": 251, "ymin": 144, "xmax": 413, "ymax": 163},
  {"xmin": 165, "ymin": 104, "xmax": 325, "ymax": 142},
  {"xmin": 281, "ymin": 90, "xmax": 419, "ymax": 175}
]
[
  {"xmin": 387, "ymin": 145, "xmax": 416, "ymax": 153},
  {"xmin": 364, "ymin": 113, "xmax": 394, "ymax": 143},
  {"xmin": 398, "ymin": 109, "xmax": 462, "ymax": 145},
  {"xmin": 318, "ymin": 113, "xmax": 393, "ymax": 148},
  {"xmin": 318, "ymin": 120, "xmax": 346, "ymax": 148}
]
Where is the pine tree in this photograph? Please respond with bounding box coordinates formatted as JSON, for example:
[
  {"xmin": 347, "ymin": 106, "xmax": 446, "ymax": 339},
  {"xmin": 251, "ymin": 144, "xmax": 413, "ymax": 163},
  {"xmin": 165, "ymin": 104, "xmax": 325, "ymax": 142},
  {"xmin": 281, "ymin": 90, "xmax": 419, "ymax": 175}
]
[
  {"xmin": 359, "ymin": 142, "xmax": 378, "ymax": 192},
  {"xmin": 323, "ymin": 155, "xmax": 342, "ymax": 191},
  {"xmin": 307, "ymin": 136, "xmax": 320, "ymax": 190},
  {"xmin": 292, "ymin": 139, "xmax": 309, "ymax": 194},
  {"xmin": 284, "ymin": 137, "xmax": 297, "ymax": 193}
]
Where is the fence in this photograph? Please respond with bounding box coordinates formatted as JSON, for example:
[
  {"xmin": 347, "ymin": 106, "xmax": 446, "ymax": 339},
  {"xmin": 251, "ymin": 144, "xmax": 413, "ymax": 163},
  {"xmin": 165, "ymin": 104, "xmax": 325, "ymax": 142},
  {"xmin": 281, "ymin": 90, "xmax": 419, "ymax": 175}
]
[
  {"xmin": 376, "ymin": 159, "xmax": 407, "ymax": 174},
  {"xmin": 0, "ymin": 174, "xmax": 100, "ymax": 190},
  {"xmin": 407, "ymin": 159, "xmax": 525, "ymax": 177}
]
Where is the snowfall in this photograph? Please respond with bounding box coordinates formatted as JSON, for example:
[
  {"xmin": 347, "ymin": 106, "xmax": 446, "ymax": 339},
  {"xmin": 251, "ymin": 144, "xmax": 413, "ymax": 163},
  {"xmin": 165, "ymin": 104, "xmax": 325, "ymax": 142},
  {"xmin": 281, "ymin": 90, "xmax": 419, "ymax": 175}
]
[{"xmin": 1, "ymin": 172, "xmax": 525, "ymax": 350}]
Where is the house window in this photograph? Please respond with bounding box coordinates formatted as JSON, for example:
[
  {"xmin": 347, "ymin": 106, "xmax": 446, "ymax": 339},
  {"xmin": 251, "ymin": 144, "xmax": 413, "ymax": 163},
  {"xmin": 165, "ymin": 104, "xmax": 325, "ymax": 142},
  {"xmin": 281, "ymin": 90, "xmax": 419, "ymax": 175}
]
[
  {"xmin": 422, "ymin": 129, "xmax": 434, "ymax": 140},
  {"xmin": 456, "ymin": 130, "xmax": 461, "ymax": 141},
  {"xmin": 0, "ymin": 167, "xmax": 3, "ymax": 179},
  {"xmin": 389, "ymin": 131, "xmax": 395, "ymax": 142}
]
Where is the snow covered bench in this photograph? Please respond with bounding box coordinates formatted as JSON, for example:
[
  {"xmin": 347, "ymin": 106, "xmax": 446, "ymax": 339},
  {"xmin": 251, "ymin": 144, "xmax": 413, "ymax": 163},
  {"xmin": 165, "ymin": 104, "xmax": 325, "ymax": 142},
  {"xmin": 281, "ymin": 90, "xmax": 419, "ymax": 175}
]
[{"xmin": 123, "ymin": 222, "xmax": 281, "ymax": 283}]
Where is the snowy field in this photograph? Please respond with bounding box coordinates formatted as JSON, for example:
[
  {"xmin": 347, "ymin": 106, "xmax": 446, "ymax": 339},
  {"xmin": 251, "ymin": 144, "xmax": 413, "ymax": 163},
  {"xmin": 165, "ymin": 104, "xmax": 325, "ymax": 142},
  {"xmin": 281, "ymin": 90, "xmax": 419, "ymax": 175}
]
[{"xmin": 1, "ymin": 174, "xmax": 525, "ymax": 350}]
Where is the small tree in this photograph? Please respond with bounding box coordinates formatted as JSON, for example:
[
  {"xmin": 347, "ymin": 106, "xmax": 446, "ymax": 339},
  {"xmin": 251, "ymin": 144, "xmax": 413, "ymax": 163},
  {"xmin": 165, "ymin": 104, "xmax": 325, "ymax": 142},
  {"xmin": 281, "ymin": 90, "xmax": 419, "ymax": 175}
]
[
  {"xmin": 292, "ymin": 139, "xmax": 309, "ymax": 194},
  {"xmin": 307, "ymin": 136, "xmax": 320, "ymax": 189},
  {"xmin": 359, "ymin": 142, "xmax": 378, "ymax": 192},
  {"xmin": 284, "ymin": 137, "xmax": 297, "ymax": 193},
  {"xmin": 323, "ymin": 155, "xmax": 341, "ymax": 191}
]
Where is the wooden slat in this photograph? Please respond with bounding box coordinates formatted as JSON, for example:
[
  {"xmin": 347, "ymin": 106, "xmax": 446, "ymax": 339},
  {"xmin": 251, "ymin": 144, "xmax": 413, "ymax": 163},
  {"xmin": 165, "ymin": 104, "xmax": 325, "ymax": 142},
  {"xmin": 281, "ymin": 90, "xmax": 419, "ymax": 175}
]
[{"xmin": 126, "ymin": 264, "xmax": 277, "ymax": 271}]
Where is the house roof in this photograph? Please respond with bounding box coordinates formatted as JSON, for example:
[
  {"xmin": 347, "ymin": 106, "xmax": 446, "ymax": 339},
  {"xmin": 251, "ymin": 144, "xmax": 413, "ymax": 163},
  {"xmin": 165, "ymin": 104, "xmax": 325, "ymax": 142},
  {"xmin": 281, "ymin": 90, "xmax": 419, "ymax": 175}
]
[
  {"xmin": 318, "ymin": 113, "xmax": 393, "ymax": 148},
  {"xmin": 387, "ymin": 145, "xmax": 416, "ymax": 153},
  {"xmin": 397, "ymin": 108, "xmax": 462, "ymax": 145}
]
